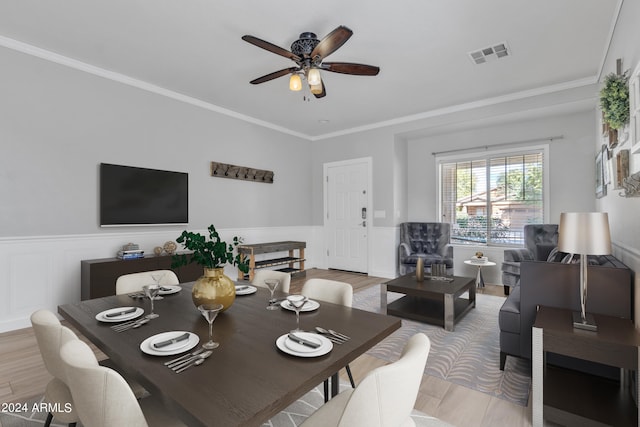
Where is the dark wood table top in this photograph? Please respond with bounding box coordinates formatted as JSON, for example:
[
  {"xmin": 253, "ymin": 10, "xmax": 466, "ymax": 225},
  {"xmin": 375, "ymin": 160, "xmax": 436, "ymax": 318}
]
[
  {"xmin": 58, "ymin": 283, "xmax": 400, "ymax": 427},
  {"xmin": 383, "ymin": 273, "xmax": 474, "ymax": 296},
  {"xmin": 533, "ymin": 305, "xmax": 640, "ymax": 369}
]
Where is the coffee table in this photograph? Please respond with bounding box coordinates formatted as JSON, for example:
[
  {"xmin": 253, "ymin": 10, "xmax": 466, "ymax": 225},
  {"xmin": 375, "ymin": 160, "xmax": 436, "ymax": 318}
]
[{"xmin": 381, "ymin": 274, "xmax": 475, "ymax": 331}]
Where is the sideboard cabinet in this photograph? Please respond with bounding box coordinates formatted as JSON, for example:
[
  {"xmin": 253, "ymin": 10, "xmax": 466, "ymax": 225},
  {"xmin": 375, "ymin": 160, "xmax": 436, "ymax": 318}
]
[
  {"xmin": 237, "ymin": 241, "xmax": 306, "ymax": 281},
  {"xmin": 81, "ymin": 254, "xmax": 202, "ymax": 300}
]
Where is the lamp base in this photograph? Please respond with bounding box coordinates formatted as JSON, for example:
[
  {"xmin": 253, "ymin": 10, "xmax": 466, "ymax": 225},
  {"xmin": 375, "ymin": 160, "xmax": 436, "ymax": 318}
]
[{"xmin": 572, "ymin": 311, "xmax": 597, "ymax": 331}]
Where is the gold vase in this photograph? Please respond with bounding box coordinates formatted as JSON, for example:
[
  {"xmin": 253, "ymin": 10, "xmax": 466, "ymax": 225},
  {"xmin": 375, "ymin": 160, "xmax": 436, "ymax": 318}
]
[
  {"xmin": 192, "ymin": 267, "xmax": 235, "ymax": 312},
  {"xmin": 416, "ymin": 258, "xmax": 424, "ymax": 282}
]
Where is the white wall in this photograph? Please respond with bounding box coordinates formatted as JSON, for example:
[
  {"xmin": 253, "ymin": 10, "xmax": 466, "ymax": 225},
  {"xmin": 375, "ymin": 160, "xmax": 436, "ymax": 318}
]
[
  {"xmin": 595, "ymin": 0, "xmax": 640, "ymax": 323},
  {"xmin": 406, "ymin": 111, "xmax": 597, "ymax": 223},
  {"xmin": 0, "ymin": 45, "xmax": 315, "ymax": 332},
  {"xmin": 0, "ymin": 46, "xmax": 312, "ymax": 237}
]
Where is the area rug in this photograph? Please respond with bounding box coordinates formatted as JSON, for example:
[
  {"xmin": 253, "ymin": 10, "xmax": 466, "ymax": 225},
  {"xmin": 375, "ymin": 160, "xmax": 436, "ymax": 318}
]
[
  {"xmin": 0, "ymin": 385, "xmax": 449, "ymax": 427},
  {"xmin": 353, "ymin": 284, "xmax": 531, "ymax": 406}
]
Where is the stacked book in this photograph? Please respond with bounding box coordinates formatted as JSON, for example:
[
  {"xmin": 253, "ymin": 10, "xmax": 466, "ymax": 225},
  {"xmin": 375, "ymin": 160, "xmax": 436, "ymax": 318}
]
[{"xmin": 117, "ymin": 243, "xmax": 144, "ymax": 260}]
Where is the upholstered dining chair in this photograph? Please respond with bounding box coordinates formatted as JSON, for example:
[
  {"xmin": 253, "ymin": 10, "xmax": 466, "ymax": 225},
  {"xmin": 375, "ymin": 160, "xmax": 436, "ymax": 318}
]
[
  {"xmin": 115, "ymin": 269, "xmax": 179, "ymax": 295},
  {"xmin": 60, "ymin": 339, "xmax": 185, "ymax": 427},
  {"xmin": 301, "ymin": 278, "xmax": 355, "ymax": 401},
  {"xmin": 251, "ymin": 269, "xmax": 291, "ymax": 293},
  {"xmin": 30, "ymin": 309, "xmax": 80, "ymax": 427},
  {"xmin": 300, "ymin": 333, "xmax": 432, "ymax": 427}
]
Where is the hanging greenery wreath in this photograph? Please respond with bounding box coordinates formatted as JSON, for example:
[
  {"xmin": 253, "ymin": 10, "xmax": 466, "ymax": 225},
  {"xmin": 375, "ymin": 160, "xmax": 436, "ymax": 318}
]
[{"xmin": 599, "ymin": 71, "xmax": 630, "ymax": 130}]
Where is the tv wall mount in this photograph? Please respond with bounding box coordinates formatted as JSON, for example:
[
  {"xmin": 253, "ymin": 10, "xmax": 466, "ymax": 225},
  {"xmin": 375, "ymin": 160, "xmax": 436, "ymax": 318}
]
[{"xmin": 210, "ymin": 161, "xmax": 274, "ymax": 184}]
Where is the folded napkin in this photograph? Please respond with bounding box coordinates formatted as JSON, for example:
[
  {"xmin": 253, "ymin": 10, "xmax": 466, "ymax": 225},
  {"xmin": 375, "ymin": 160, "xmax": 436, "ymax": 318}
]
[
  {"xmin": 287, "ymin": 333, "xmax": 321, "ymax": 349},
  {"xmin": 153, "ymin": 332, "xmax": 190, "ymax": 349},
  {"xmin": 105, "ymin": 307, "xmax": 137, "ymax": 318}
]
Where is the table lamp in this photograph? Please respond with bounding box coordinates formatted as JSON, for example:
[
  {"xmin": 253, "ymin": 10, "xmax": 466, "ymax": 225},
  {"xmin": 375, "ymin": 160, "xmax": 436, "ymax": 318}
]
[{"xmin": 557, "ymin": 212, "xmax": 611, "ymax": 331}]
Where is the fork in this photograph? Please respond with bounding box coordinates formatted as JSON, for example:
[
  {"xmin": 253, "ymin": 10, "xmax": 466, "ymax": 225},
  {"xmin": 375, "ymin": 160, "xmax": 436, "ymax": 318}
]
[
  {"xmin": 164, "ymin": 348, "xmax": 205, "ymax": 366},
  {"xmin": 111, "ymin": 318, "xmax": 149, "ymax": 332},
  {"xmin": 328, "ymin": 329, "xmax": 350, "ymax": 341},
  {"xmin": 109, "ymin": 318, "xmax": 139, "ymax": 330}
]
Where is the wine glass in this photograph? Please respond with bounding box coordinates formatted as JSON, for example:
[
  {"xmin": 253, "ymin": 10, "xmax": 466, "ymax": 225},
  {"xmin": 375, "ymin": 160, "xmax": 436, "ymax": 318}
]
[
  {"xmin": 264, "ymin": 279, "xmax": 280, "ymax": 310},
  {"xmin": 150, "ymin": 272, "xmax": 166, "ymax": 300},
  {"xmin": 198, "ymin": 304, "xmax": 224, "ymax": 349},
  {"xmin": 142, "ymin": 284, "xmax": 160, "ymax": 319},
  {"xmin": 286, "ymin": 295, "xmax": 308, "ymax": 332}
]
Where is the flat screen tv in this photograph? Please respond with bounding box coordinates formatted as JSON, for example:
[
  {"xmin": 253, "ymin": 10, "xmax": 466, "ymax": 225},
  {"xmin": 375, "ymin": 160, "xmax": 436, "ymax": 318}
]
[{"xmin": 100, "ymin": 163, "xmax": 188, "ymax": 226}]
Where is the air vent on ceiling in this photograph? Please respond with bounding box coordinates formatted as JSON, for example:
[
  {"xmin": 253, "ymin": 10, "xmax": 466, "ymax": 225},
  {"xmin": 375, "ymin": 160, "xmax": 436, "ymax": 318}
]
[{"xmin": 468, "ymin": 42, "xmax": 510, "ymax": 65}]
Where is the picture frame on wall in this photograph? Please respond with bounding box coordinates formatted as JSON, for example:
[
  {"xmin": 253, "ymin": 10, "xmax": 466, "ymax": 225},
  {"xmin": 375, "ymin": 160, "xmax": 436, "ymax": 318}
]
[{"xmin": 595, "ymin": 146, "xmax": 607, "ymax": 198}]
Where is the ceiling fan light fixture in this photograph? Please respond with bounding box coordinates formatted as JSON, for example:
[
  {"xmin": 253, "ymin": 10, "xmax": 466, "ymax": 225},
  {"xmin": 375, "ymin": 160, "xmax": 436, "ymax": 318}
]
[
  {"xmin": 310, "ymin": 82, "xmax": 323, "ymax": 95},
  {"xmin": 289, "ymin": 74, "xmax": 302, "ymax": 91},
  {"xmin": 307, "ymin": 68, "xmax": 321, "ymax": 86}
]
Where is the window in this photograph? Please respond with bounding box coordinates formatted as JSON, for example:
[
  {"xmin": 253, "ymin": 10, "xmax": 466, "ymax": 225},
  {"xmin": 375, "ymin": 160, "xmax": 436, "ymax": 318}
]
[{"xmin": 439, "ymin": 149, "xmax": 545, "ymax": 246}]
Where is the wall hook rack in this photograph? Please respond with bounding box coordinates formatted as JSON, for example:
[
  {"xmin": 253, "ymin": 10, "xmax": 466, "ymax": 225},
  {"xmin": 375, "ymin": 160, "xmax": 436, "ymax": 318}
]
[{"xmin": 210, "ymin": 162, "xmax": 274, "ymax": 184}]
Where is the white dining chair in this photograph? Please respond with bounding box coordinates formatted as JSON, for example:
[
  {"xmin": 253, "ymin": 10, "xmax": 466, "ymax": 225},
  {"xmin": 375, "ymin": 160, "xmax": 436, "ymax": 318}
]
[
  {"xmin": 30, "ymin": 309, "xmax": 80, "ymax": 427},
  {"xmin": 301, "ymin": 278, "xmax": 355, "ymax": 401},
  {"xmin": 251, "ymin": 269, "xmax": 291, "ymax": 293},
  {"xmin": 60, "ymin": 339, "xmax": 185, "ymax": 427},
  {"xmin": 115, "ymin": 269, "xmax": 179, "ymax": 295},
  {"xmin": 300, "ymin": 333, "xmax": 432, "ymax": 427}
]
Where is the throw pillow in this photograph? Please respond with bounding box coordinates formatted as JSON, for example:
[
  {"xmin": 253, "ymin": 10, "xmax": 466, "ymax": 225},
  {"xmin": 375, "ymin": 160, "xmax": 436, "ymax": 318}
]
[{"xmin": 536, "ymin": 243, "xmax": 556, "ymax": 261}]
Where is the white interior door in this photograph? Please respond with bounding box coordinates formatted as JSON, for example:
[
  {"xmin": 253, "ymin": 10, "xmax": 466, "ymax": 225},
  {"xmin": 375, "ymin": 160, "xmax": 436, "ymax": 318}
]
[{"xmin": 324, "ymin": 158, "xmax": 370, "ymax": 273}]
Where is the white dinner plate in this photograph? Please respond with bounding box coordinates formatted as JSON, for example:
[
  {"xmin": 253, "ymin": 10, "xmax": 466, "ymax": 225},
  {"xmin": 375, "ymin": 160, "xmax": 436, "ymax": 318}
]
[
  {"xmin": 158, "ymin": 285, "xmax": 181, "ymax": 295},
  {"xmin": 280, "ymin": 299, "xmax": 320, "ymax": 312},
  {"xmin": 276, "ymin": 332, "xmax": 332, "ymax": 357},
  {"xmin": 140, "ymin": 331, "xmax": 199, "ymax": 356},
  {"xmin": 95, "ymin": 307, "xmax": 144, "ymax": 323},
  {"xmin": 235, "ymin": 285, "xmax": 257, "ymax": 295}
]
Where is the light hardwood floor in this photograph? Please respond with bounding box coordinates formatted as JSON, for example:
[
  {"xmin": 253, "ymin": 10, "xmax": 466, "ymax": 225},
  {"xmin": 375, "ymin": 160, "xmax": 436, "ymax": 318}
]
[{"xmin": 0, "ymin": 268, "xmax": 532, "ymax": 427}]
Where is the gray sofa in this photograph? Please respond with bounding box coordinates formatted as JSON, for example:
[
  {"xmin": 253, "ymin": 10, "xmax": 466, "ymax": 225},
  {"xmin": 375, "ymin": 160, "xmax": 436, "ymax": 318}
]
[
  {"xmin": 501, "ymin": 224, "xmax": 559, "ymax": 294},
  {"xmin": 499, "ymin": 257, "xmax": 632, "ymax": 371},
  {"xmin": 398, "ymin": 222, "xmax": 454, "ymax": 275}
]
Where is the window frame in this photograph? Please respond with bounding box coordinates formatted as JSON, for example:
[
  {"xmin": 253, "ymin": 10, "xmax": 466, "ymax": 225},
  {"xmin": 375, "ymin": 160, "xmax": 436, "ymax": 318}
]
[{"xmin": 436, "ymin": 144, "xmax": 550, "ymax": 247}]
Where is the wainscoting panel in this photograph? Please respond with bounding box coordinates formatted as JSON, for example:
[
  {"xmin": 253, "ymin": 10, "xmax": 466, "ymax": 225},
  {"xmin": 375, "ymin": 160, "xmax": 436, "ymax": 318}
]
[
  {"xmin": 369, "ymin": 226, "xmax": 398, "ymax": 279},
  {"xmin": 0, "ymin": 227, "xmax": 318, "ymax": 333}
]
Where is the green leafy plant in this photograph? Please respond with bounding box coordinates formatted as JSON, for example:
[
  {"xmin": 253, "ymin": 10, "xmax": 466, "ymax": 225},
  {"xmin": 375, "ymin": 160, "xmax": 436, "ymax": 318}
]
[
  {"xmin": 171, "ymin": 224, "xmax": 249, "ymax": 273},
  {"xmin": 599, "ymin": 71, "xmax": 630, "ymax": 130}
]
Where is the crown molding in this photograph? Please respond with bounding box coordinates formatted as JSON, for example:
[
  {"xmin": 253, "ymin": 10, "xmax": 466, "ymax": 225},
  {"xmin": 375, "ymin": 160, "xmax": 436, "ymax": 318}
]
[
  {"xmin": 1, "ymin": 35, "xmax": 598, "ymax": 142},
  {"xmin": 309, "ymin": 76, "xmax": 598, "ymax": 141},
  {"xmin": 0, "ymin": 35, "xmax": 311, "ymax": 140}
]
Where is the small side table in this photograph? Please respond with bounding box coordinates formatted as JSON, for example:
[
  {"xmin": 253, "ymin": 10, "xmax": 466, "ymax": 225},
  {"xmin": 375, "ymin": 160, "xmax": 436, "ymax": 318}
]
[
  {"xmin": 463, "ymin": 259, "xmax": 496, "ymax": 288},
  {"xmin": 532, "ymin": 306, "xmax": 640, "ymax": 427}
]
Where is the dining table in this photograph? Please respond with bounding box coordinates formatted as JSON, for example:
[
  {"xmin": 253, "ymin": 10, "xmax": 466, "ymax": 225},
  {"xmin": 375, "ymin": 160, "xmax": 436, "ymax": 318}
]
[{"xmin": 58, "ymin": 282, "xmax": 401, "ymax": 427}]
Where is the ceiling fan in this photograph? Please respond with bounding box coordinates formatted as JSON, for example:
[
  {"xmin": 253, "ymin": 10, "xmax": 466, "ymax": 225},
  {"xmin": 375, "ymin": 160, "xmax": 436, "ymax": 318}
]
[{"xmin": 242, "ymin": 26, "xmax": 380, "ymax": 98}]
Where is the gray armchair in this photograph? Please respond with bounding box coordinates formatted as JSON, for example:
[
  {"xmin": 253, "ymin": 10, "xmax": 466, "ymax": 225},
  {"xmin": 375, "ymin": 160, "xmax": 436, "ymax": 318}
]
[
  {"xmin": 398, "ymin": 222, "xmax": 454, "ymax": 275},
  {"xmin": 501, "ymin": 224, "xmax": 558, "ymax": 293}
]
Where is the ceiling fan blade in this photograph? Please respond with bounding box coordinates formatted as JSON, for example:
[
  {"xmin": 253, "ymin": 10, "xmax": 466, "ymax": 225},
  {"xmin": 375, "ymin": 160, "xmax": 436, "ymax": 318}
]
[
  {"xmin": 311, "ymin": 26, "xmax": 353, "ymax": 60},
  {"xmin": 250, "ymin": 67, "xmax": 299, "ymax": 84},
  {"xmin": 322, "ymin": 62, "xmax": 380, "ymax": 76},
  {"xmin": 242, "ymin": 35, "xmax": 301, "ymax": 62}
]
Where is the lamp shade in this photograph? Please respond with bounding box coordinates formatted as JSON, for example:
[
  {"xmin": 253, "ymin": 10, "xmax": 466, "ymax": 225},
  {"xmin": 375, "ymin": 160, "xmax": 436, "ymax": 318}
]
[
  {"xmin": 307, "ymin": 68, "xmax": 321, "ymax": 86},
  {"xmin": 558, "ymin": 212, "xmax": 612, "ymax": 255},
  {"xmin": 289, "ymin": 74, "xmax": 302, "ymax": 91},
  {"xmin": 310, "ymin": 82, "xmax": 323, "ymax": 95}
]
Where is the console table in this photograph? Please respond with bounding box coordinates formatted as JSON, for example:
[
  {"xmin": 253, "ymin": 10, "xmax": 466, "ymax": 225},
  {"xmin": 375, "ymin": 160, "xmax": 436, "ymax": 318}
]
[
  {"xmin": 80, "ymin": 254, "xmax": 201, "ymax": 300},
  {"xmin": 532, "ymin": 305, "xmax": 640, "ymax": 426},
  {"xmin": 237, "ymin": 241, "xmax": 306, "ymax": 281}
]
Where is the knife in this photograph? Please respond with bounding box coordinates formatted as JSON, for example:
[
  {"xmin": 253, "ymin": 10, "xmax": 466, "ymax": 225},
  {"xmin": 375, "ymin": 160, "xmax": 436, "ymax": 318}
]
[
  {"xmin": 287, "ymin": 333, "xmax": 321, "ymax": 349},
  {"xmin": 153, "ymin": 332, "xmax": 190, "ymax": 349},
  {"xmin": 105, "ymin": 307, "xmax": 137, "ymax": 318}
]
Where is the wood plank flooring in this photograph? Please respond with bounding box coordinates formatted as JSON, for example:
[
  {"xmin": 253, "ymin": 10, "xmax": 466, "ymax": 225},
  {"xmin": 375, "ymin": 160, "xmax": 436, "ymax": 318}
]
[{"xmin": 0, "ymin": 268, "xmax": 532, "ymax": 426}]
